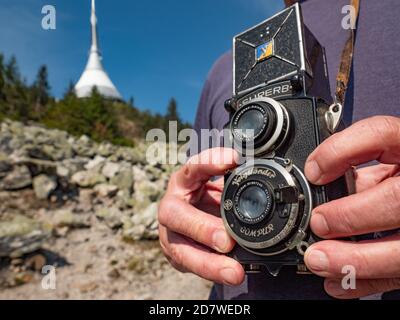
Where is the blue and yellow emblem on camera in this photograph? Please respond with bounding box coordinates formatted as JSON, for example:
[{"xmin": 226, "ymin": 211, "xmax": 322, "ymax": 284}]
[{"xmin": 256, "ymin": 40, "xmax": 274, "ymax": 62}]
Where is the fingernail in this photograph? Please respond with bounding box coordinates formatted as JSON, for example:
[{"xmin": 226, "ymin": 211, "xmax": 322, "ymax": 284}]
[
  {"xmin": 306, "ymin": 249, "xmax": 329, "ymax": 272},
  {"xmin": 213, "ymin": 229, "xmax": 230, "ymax": 252},
  {"xmin": 305, "ymin": 160, "xmax": 322, "ymax": 183},
  {"xmin": 220, "ymin": 268, "xmax": 238, "ymax": 286},
  {"xmin": 325, "ymin": 280, "xmax": 347, "ymax": 297},
  {"xmin": 311, "ymin": 213, "xmax": 330, "ymax": 236}
]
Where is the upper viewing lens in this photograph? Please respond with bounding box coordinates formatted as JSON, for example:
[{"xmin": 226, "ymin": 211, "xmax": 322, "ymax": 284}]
[{"xmin": 236, "ymin": 108, "xmax": 266, "ymax": 140}]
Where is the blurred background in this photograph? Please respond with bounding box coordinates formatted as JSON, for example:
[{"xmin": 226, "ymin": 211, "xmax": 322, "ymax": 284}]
[{"xmin": 0, "ymin": 0, "xmax": 283, "ymax": 299}]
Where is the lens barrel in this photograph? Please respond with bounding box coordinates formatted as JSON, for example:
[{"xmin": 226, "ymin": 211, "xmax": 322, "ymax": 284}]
[{"xmin": 221, "ymin": 158, "xmax": 312, "ymax": 256}]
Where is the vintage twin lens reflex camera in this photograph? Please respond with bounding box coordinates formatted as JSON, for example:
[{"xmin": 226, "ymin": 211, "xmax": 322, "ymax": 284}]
[{"xmin": 220, "ymin": 3, "xmax": 354, "ymax": 276}]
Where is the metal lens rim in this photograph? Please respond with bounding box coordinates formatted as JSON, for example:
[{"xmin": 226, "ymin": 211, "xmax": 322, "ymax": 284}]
[{"xmin": 221, "ymin": 158, "xmax": 302, "ymax": 251}]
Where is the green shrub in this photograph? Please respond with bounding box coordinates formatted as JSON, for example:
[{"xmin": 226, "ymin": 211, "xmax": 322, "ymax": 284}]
[{"xmin": 0, "ymin": 53, "xmax": 192, "ymax": 146}]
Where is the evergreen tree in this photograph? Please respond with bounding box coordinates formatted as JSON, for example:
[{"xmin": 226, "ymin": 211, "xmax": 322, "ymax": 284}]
[
  {"xmin": 0, "ymin": 55, "xmax": 30, "ymax": 121},
  {"xmin": 128, "ymin": 96, "xmax": 134, "ymax": 107},
  {"xmin": 0, "ymin": 54, "xmax": 5, "ymax": 102},
  {"xmin": 5, "ymin": 56, "xmax": 20, "ymax": 84},
  {"xmin": 164, "ymin": 97, "xmax": 190, "ymax": 133},
  {"xmin": 31, "ymin": 65, "xmax": 51, "ymax": 119},
  {"xmin": 63, "ymin": 80, "xmax": 76, "ymax": 99},
  {"xmin": 33, "ymin": 65, "xmax": 50, "ymax": 104},
  {"xmin": 165, "ymin": 98, "xmax": 179, "ymax": 122}
]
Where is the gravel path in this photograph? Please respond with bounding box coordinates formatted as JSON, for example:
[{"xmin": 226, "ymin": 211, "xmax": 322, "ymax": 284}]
[{"xmin": 0, "ymin": 222, "xmax": 211, "ymax": 300}]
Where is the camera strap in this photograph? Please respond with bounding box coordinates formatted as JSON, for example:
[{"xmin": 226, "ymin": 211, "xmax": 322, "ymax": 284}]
[{"xmin": 326, "ymin": 0, "xmax": 360, "ymax": 132}]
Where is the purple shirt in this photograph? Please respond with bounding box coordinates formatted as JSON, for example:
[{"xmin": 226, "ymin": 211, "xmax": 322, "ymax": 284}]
[{"xmin": 193, "ymin": 0, "xmax": 400, "ymax": 299}]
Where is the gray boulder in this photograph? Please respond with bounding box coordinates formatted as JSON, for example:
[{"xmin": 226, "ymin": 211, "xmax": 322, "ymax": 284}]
[
  {"xmin": 110, "ymin": 165, "xmax": 133, "ymax": 193},
  {"xmin": 77, "ymin": 189, "xmax": 94, "ymax": 213},
  {"xmin": 57, "ymin": 158, "xmax": 88, "ymax": 178},
  {"xmin": 71, "ymin": 170, "xmax": 106, "ymax": 188},
  {"xmin": 123, "ymin": 202, "xmax": 159, "ymax": 241},
  {"xmin": 21, "ymin": 144, "xmax": 50, "ymax": 160},
  {"xmin": 42, "ymin": 143, "xmax": 74, "ymax": 161},
  {"xmin": 131, "ymin": 202, "xmax": 158, "ymax": 227},
  {"xmin": 101, "ymin": 161, "xmax": 120, "ymax": 179},
  {"xmin": 73, "ymin": 135, "xmax": 96, "ymax": 157},
  {"xmin": 51, "ymin": 209, "xmax": 91, "ymax": 228},
  {"xmin": 0, "ymin": 153, "xmax": 12, "ymax": 178},
  {"xmin": 0, "ymin": 215, "xmax": 49, "ymax": 258},
  {"xmin": 97, "ymin": 142, "xmax": 117, "ymax": 157},
  {"xmin": 134, "ymin": 180, "xmax": 162, "ymax": 203},
  {"xmin": 0, "ymin": 165, "xmax": 32, "ymax": 190},
  {"xmin": 94, "ymin": 184, "xmax": 118, "ymax": 198},
  {"xmin": 33, "ymin": 175, "xmax": 57, "ymax": 200},
  {"xmin": 109, "ymin": 147, "xmax": 144, "ymax": 164},
  {"xmin": 95, "ymin": 207, "xmax": 123, "ymax": 229},
  {"xmin": 85, "ymin": 155, "xmax": 106, "ymax": 172}
]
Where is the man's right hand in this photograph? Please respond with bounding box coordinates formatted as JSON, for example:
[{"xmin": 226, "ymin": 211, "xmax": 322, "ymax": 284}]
[{"xmin": 158, "ymin": 148, "xmax": 245, "ymax": 286}]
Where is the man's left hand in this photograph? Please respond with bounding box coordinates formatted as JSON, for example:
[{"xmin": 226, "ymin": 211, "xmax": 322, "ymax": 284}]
[{"xmin": 304, "ymin": 116, "xmax": 400, "ymax": 299}]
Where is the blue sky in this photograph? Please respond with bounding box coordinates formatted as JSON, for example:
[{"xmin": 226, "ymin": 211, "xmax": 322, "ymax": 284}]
[{"xmin": 0, "ymin": 0, "xmax": 284, "ymax": 122}]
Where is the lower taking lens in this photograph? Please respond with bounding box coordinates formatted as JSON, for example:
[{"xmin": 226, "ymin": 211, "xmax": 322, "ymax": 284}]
[{"xmin": 238, "ymin": 185, "xmax": 271, "ymax": 221}]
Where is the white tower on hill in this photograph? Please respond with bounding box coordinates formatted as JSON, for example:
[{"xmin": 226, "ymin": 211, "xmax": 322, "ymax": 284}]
[{"xmin": 75, "ymin": 0, "xmax": 122, "ymax": 100}]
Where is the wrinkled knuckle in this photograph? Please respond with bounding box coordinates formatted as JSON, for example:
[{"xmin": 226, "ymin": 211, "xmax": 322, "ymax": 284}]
[
  {"xmin": 363, "ymin": 279, "xmax": 385, "ymax": 294},
  {"xmin": 317, "ymin": 134, "xmax": 346, "ymax": 170},
  {"xmin": 158, "ymin": 235, "xmax": 168, "ymax": 253},
  {"xmin": 158, "ymin": 229, "xmax": 170, "ymax": 253},
  {"xmin": 191, "ymin": 218, "xmax": 209, "ymax": 242},
  {"xmin": 386, "ymin": 177, "xmax": 400, "ymax": 205},
  {"xmin": 196, "ymin": 257, "xmax": 211, "ymax": 279},
  {"xmin": 351, "ymin": 249, "xmax": 371, "ymax": 275},
  {"xmin": 327, "ymin": 135, "xmax": 342, "ymax": 160},
  {"xmin": 169, "ymin": 244, "xmax": 184, "ymax": 268},
  {"xmin": 158, "ymin": 197, "xmax": 176, "ymax": 226},
  {"xmin": 369, "ymin": 116, "xmax": 400, "ymax": 144},
  {"xmin": 391, "ymin": 242, "xmax": 400, "ymax": 272},
  {"xmin": 182, "ymin": 163, "xmax": 192, "ymax": 177},
  {"xmin": 167, "ymin": 255, "xmax": 186, "ymax": 273},
  {"xmin": 379, "ymin": 116, "xmax": 400, "ymax": 140},
  {"xmin": 386, "ymin": 278, "xmax": 400, "ymax": 290},
  {"xmin": 169, "ymin": 258, "xmax": 182, "ymax": 271},
  {"xmin": 333, "ymin": 206, "xmax": 355, "ymax": 234}
]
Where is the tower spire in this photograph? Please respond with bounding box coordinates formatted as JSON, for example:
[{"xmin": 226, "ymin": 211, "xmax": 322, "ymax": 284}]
[
  {"xmin": 75, "ymin": 0, "xmax": 122, "ymax": 100},
  {"xmin": 90, "ymin": 0, "xmax": 98, "ymax": 52}
]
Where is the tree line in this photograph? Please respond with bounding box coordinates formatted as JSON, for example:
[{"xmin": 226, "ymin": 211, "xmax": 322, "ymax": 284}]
[{"xmin": 0, "ymin": 53, "xmax": 191, "ymax": 146}]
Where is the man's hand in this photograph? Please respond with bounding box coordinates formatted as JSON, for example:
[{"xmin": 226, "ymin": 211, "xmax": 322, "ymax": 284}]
[
  {"xmin": 158, "ymin": 148, "xmax": 245, "ymax": 285},
  {"xmin": 304, "ymin": 116, "xmax": 400, "ymax": 299}
]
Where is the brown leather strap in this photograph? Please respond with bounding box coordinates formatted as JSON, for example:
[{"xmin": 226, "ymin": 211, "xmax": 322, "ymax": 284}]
[
  {"xmin": 335, "ymin": 0, "xmax": 360, "ymax": 106},
  {"xmin": 285, "ymin": 0, "xmax": 360, "ymax": 108}
]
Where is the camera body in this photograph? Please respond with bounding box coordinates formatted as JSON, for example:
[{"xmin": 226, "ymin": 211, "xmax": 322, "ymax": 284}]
[{"xmin": 220, "ymin": 4, "xmax": 354, "ymax": 275}]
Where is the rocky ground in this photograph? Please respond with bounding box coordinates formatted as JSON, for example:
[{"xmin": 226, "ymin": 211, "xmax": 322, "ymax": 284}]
[{"xmin": 0, "ymin": 120, "xmax": 211, "ymax": 299}]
